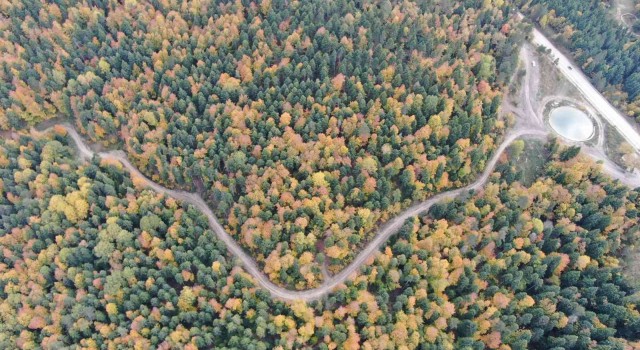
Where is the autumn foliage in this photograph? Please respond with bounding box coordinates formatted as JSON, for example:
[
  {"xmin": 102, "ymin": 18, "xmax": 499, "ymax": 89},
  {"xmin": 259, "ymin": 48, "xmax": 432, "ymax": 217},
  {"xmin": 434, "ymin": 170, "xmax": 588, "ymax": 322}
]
[
  {"xmin": 2, "ymin": 133, "xmax": 640, "ymax": 348},
  {"xmin": 0, "ymin": 0, "xmax": 529, "ymax": 288}
]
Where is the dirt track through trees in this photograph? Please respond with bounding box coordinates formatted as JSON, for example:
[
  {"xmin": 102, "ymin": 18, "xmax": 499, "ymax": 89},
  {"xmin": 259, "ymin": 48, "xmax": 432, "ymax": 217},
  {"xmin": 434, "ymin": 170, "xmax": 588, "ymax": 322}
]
[{"xmin": 33, "ymin": 23, "xmax": 640, "ymax": 301}]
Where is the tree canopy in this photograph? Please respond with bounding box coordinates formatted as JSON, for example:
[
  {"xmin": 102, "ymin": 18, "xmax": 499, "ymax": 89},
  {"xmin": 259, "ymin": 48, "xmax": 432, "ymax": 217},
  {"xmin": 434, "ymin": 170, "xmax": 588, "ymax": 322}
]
[
  {"xmin": 1, "ymin": 132, "xmax": 639, "ymax": 348},
  {"xmin": 0, "ymin": 0, "xmax": 527, "ymax": 288}
]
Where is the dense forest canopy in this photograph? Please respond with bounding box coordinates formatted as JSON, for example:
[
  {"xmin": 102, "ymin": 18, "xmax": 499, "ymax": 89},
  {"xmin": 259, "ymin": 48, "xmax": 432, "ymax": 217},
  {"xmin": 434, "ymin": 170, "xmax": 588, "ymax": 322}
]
[
  {"xmin": 2, "ymin": 0, "xmax": 640, "ymax": 349},
  {"xmin": 516, "ymin": 0, "xmax": 640, "ymax": 120},
  {"xmin": 1, "ymin": 133, "xmax": 639, "ymax": 348},
  {"xmin": 1, "ymin": 0, "xmax": 526, "ymax": 288}
]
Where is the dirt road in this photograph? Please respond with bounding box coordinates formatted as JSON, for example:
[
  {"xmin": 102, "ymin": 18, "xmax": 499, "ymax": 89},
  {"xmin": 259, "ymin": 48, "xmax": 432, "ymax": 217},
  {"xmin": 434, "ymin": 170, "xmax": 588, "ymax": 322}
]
[
  {"xmin": 56, "ymin": 123, "xmax": 545, "ymax": 301},
  {"xmin": 35, "ymin": 21, "xmax": 639, "ymax": 301}
]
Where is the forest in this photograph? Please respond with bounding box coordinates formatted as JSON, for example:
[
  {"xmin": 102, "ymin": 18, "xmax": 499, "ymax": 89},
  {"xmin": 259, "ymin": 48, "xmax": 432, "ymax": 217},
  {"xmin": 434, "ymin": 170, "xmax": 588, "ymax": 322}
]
[
  {"xmin": 2, "ymin": 0, "xmax": 640, "ymax": 348},
  {"xmin": 1, "ymin": 131, "xmax": 639, "ymax": 348},
  {"xmin": 516, "ymin": 0, "xmax": 640, "ymax": 120},
  {"xmin": 0, "ymin": 0, "xmax": 526, "ymax": 288}
]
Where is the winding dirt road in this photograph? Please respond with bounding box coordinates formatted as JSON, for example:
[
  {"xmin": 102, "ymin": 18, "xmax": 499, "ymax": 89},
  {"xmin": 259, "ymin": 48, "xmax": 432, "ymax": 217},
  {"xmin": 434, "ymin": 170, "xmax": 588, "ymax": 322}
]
[
  {"xmin": 46, "ymin": 36, "xmax": 640, "ymax": 301},
  {"xmin": 53, "ymin": 124, "xmax": 546, "ymax": 301},
  {"xmin": 30, "ymin": 20, "xmax": 638, "ymax": 301}
]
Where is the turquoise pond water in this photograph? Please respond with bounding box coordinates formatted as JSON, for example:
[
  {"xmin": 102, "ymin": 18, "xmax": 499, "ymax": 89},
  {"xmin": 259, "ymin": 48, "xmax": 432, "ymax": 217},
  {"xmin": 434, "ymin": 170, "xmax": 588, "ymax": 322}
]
[{"xmin": 549, "ymin": 106, "xmax": 594, "ymax": 142}]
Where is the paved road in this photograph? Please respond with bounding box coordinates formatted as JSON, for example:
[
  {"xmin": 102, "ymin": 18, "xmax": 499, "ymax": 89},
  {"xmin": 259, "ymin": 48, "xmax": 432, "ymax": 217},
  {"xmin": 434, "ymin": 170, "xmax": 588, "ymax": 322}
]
[
  {"xmin": 55, "ymin": 123, "xmax": 545, "ymax": 301},
  {"xmin": 524, "ymin": 18, "xmax": 640, "ymax": 151}
]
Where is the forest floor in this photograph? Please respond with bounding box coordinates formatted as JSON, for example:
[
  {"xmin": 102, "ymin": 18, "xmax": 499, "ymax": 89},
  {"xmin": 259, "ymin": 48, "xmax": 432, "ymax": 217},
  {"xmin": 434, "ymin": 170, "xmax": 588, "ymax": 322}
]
[
  {"xmin": 622, "ymin": 241, "xmax": 640, "ymax": 296},
  {"xmin": 513, "ymin": 139, "xmax": 548, "ymax": 186}
]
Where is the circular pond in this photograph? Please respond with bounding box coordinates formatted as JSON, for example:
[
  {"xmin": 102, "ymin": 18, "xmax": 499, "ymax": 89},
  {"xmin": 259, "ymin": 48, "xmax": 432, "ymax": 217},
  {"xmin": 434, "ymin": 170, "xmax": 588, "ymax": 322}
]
[{"xmin": 548, "ymin": 106, "xmax": 594, "ymax": 142}]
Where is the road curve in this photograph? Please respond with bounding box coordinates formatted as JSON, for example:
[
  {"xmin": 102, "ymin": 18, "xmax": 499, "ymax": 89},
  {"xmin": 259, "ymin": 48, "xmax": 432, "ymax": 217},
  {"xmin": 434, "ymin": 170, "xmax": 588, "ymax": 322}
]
[
  {"xmin": 28, "ymin": 19, "xmax": 638, "ymax": 302},
  {"xmin": 53, "ymin": 123, "xmax": 546, "ymax": 301}
]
